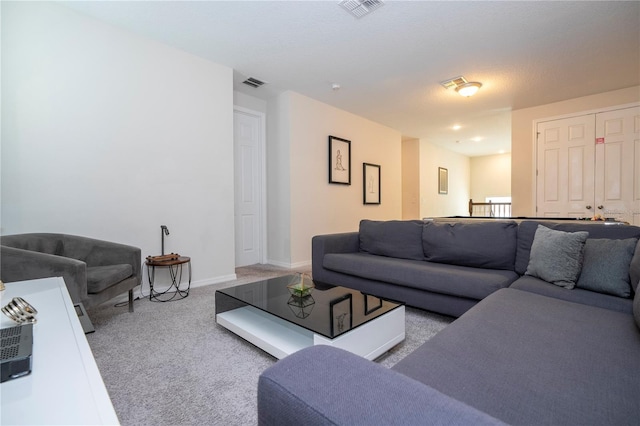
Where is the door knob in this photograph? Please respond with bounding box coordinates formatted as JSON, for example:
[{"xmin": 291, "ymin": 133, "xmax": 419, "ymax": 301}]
[
  {"xmin": 597, "ymin": 205, "xmax": 603, "ymax": 210},
  {"xmin": 586, "ymin": 205, "xmax": 592, "ymax": 210}
]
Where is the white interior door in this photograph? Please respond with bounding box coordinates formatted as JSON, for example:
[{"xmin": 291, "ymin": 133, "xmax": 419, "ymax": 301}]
[
  {"xmin": 234, "ymin": 108, "xmax": 265, "ymax": 267},
  {"xmin": 595, "ymin": 106, "xmax": 640, "ymax": 225},
  {"xmin": 536, "ymin": 114, "xmax": 596, "ymax": 217}
]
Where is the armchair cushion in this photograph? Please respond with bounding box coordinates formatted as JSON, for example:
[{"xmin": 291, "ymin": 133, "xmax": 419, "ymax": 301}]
[{"xmin": 87, "ymin": 264, "xmax": 133, "ymax": 294}]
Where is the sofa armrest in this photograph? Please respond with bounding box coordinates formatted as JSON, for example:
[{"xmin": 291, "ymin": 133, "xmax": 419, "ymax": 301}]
[
  {"xmin": 313, "ymin": 232, "xmax": 360, "ymax": 255},
  {"xmin": 1, "ymin": 246, "xmax": 87, "ymax": 303},
  {"xmin": 312, "ymin": 232, "xmax": 359, "ymax": 282},
  {"xmin": 258, "ymin": 345, "xmax": 505, "ymax": 426},
  {"xmin": 63, "ymin": 235, "xmax": 142, "ymax": 284}
]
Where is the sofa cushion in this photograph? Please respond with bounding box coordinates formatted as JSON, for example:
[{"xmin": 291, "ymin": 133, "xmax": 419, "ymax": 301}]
[
  {"xmin": 634, "ymin": 289, "xmax": 640, "ymax": 330},
  {"xmin": 516, "ymin": 221, "xmax": 640, "ymax": 275},
  {"xmin": 510, "ymin": 276, "xmax": 633, "ymax": 314},
  {"xmin": 422, "ymin": 221, "xmax": 517, "ymax": 270},
  {"xmin": 87, "ymin": 264, "xmax": 133, "ymax": 294},
  {"xmin": 323, "ymin": 252, "xmax": 518, "ymax": 300},
  {"xmin": 576, "ymin": 238, "xmax": 638, "ymax": 298},
  {"xmin": 359, "ymin": 219, "xmax": 425, "ymax": 261},
  {"xmin": 258, "ymin": 345, "xmax": 506, "ymax": 426},
  {"xmin": 393, "ymin": 288, "xmax": 640, "ymax": 425},
  {"xmin": 630, "ymin": 239, "xmax": 640, "ymax": 293},
  {"xmin": 525, "ymin": 225, "xmax": 588, "ymax": 289}
]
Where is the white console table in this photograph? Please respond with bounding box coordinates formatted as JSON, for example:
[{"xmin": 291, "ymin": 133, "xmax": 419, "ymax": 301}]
[{"xmin": 0, "ymin": 277, "xmax": 119, "ymax": 425}]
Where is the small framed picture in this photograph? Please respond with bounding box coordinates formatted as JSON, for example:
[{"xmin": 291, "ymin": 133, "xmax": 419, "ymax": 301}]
[
  {"xmin": 438, "ymin": 167, "xmax": 448, "ymax": 195},
  {"xmin": 329, "ymin": 136, "xmax": 351, "ymax": 185},
  {"xmin": 363, "ymin": 163, "xmax": 381, "ymax": 204}
]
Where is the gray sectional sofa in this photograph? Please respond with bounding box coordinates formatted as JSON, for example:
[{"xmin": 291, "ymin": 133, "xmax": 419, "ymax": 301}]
[
  {"xmin": 312, "ymin": 219, "xmax": 639, "ymax": 316},
  {"xmin": 258, "ymin": 219, "xmax": 640, "ymax": 425}
]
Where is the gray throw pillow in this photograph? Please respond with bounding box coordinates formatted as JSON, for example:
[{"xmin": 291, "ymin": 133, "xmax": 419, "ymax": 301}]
[
  {"xmin": 525, "ymin": 225, "xmax": 588, "ymax": 289},
  {"xmin": 576, "ymin": 238, "xmax": 638, "ymax": 298}
]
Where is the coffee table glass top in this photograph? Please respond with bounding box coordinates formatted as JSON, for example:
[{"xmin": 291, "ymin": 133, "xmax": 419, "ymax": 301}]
[{"xmin": 215, "ymin": 275, "xmax": 402, "ymax": 339}]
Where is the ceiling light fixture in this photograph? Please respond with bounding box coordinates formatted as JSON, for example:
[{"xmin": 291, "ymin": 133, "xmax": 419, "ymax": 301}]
[
  {"xmin": 455, "ymin": 82, "xmax": 482, "ymax": 97},
  {"xmin": 339, "ymin": 0, "xmax": 384, "ymax": 19},
  {"xmin": 440, "ymin": 76, "xmax": 482, "ymax": 97}
]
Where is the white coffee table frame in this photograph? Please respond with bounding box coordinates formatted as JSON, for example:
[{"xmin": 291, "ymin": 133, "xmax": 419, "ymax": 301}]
[{"xmin": 217, "ymin": 303, "xmax": 405, "ymax": 360}]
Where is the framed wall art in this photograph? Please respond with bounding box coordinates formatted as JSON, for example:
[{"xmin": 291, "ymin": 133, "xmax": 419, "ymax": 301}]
[
  {"xmin": 438, "ymin": 167, "xmax": 448, "ymax": 195},
  {"xmin": 328, "ymin": 135, "xmax": 351, "ymax": 185},
  {"xmin": 363, "ymin": 163, "xmax": 381, "ymax": 204}
]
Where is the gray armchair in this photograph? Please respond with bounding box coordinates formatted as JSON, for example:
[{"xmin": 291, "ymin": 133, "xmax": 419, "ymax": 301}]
[{"xmin": 1, "ymin": 233, "xmax": 141, "ymax": 312}]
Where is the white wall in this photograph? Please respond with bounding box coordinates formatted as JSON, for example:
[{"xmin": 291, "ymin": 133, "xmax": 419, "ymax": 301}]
[
  {"xmin": 1, "ymin": 2, "xmax": 236, "ymax": 290},
  {"xmin": 402, "ymin": 138, "xmax": 420, "ymax": 219},
  {"xmin": 268, "ymin": 91, "xmax": 402, "ymax": 267},
  {"xmin": 470, "ymin": 153, "xmax": 512, "ymax": 202},
  {"xmin": 234, "ymin": 90, "xmax": 267, "ymax": 114},
  {"xmin": 511, "ymin": 86, "xmax": 640, "ymax": 216},
  {"xmin": 419, "ymin": 140, "xmax": 470, "ymax": 218},
  {"xmin": 266, "ymin": 93, "xmax": 292, "ymax": 266}
]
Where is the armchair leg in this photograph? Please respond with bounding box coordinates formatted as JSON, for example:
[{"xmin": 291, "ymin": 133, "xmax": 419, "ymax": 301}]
[{"xmin": 128, "ymin": 289, "xmax": 134, "ymax": 313}]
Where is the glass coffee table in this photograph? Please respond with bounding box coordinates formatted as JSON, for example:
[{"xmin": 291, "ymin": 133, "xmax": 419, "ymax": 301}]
[{"xmin": 215, "ymin": 275, "xmax": 405, "ymax": 360}]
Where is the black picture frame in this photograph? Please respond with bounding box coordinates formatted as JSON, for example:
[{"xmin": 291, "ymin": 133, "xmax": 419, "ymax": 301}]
[
  {"xmin": 329, "ymin": 136, "xmax": 351, "ymax": 185},
  {"xmin": 329, "ymin": 293, "xmax": 353, "ymax": 337},
  {"xmin": 363, "ymin": 163, "xmax": 381, "ymax": 204},
  {"xmin": 438, "ymin": 167, "xmax": 448, "ymax": 195},
  {"xmin": 363, "ymin": 293, "xmax": 383, "ymax": 315}
]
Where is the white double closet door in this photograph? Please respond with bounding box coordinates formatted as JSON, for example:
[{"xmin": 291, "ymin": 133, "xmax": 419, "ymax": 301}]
[{"xmin": 536, "ymin": 105, "xmax": 640, "ymax": 225}]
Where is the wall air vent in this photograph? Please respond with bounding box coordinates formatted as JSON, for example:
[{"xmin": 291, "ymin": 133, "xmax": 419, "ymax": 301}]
[
  {"xmin": 440, "ymin": 76, "xmax": 468, "ymax": 90},
  {"xmin": 339, "ymin": 0, "xmax": 384, "ymax": 19},
  {"xmin": 242, "ymin": 77, "xmax": 266, "ymax": 89}
]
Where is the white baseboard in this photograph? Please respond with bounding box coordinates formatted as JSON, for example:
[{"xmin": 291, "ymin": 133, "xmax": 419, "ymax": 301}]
[
  {"xmin": 107, "ymin": 273, "xmax": 238, "ymax": 305},
  {"xmin": 266, "ymin": 259, "xmax": 311, "ymax": 270}
]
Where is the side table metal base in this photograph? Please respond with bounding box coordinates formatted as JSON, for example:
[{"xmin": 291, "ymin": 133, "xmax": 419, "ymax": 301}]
[{"xmin": 145, "ymin": 256, "xmax": 191, "ymax": 302}]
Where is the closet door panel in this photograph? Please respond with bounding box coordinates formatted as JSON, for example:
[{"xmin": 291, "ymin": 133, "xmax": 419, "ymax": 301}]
[
  {"xmin": 536, "ymin": 115, "xmax": 595, "ymax": 218},
  {"xmin": 595, "ymin": 106, "xmax": 640, "ymax": 225}
]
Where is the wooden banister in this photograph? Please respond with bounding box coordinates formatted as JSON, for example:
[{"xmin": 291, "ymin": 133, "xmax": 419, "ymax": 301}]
[{"xmin": 469, "ymin": 199, "xmax": 512, "ymax": 217}]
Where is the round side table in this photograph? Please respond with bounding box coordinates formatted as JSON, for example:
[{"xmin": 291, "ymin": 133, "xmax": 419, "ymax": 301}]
[{"xmin": 145, "ymin": 256, "xmax": 191, "ymax": 302}]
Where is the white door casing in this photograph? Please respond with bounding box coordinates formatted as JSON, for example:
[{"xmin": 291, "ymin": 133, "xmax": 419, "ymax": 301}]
[
  {"xmin": 233, "ymin": 107, "xmax": 266, "ymax": 267},
  {"xmin": 536, "ymin": 114, "xmax": 596, "ymax": 218}
]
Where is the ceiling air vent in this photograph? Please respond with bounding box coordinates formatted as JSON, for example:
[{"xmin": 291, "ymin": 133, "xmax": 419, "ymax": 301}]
[
  {"xmin": 242, "ymin": 77, "xmax": 266, "ymax": 89},
  {"xmin": 339, "ymin": 0, "xmax": 384, "ymax": 19},
  {"xmin": 440, "ymin": 76, "xmax": 468, "ymax": 90}
]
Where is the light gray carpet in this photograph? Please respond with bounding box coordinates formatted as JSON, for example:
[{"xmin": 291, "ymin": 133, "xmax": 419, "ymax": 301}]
[{"xmin": 86, "ymin": 265, "xmax": 453, "ymax": 425}]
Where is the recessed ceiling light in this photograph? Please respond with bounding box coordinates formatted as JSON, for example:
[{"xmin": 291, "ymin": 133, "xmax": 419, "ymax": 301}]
[
  {"xmin": 452, "ymin": 125, "xmax": 462, "ymax": 131},
  {"xmin": 472, "ymin": 137, "xmax": 483, "ymax": 142}
]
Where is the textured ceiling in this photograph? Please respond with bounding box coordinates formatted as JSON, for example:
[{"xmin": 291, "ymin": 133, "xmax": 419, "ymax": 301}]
[{"xmin": 62, "ymin": 1, "xmax": 640, "ymax": 157}]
